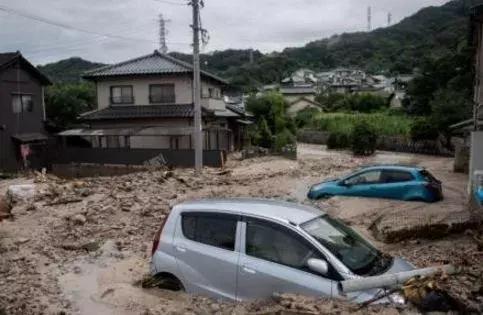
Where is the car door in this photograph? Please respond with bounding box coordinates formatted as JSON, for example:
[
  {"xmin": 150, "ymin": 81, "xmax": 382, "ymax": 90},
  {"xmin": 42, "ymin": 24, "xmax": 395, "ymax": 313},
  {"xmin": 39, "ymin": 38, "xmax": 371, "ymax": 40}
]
[
  {"xmin": 343, "ymin": 170, "xmax": 383, "ymax": 197},
  {"xmin": 379, "ymin": 170, "xmax": 415, "ymax": 199},
  {"xmin": 236, "ymin": 218, "xmax": 337, "ymax": 301},
  {"xmin": 173, "ymin": 212, "xmax": 240, "ymax": 300}
]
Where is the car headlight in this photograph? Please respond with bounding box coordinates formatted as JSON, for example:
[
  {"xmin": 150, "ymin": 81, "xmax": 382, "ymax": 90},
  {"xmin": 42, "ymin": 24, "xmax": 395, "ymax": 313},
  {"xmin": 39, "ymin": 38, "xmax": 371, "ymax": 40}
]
[{"xmin": 389, "ymin": 292, "xmax": 406, "ymax": 305}]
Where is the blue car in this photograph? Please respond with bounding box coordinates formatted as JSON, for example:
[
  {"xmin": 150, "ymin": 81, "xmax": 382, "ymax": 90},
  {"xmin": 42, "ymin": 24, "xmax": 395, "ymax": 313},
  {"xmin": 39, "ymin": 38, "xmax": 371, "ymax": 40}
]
[{"xmin": 308, "ymin": 165, "xmax": 443, "ymax": 203}]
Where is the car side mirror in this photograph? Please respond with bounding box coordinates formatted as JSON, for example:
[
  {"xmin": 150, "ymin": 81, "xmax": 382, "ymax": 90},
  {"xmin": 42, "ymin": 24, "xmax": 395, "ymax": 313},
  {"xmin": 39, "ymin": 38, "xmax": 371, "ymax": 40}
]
[
  {"xmin": 340, "ymin": 181, "xmax": 350, "ymax": 187},
  {"xmin": 307, "ymin": 258, "xmax": 329, "ymax": 276}
]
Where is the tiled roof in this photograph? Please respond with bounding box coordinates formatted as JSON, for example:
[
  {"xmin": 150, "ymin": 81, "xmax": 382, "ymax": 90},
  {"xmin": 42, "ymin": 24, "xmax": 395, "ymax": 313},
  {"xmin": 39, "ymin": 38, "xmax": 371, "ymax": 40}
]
[
  {"xmin": 80, "ymin": 104, "xmax": 197, "ymax": 121},
  {"xmin": 0, "ymin": 52, "xmax": 18, "ymax": 66},
  {"xmin": 0, "ymin": 51, "xmax": 51, "ymax": 85},
  {"xmin": 84, "ymin": 50, "xmax": 228, "ymax": 84},
  {"xmin": 280, "ymin": 86, "xmax": 316, "ymax": 95}
]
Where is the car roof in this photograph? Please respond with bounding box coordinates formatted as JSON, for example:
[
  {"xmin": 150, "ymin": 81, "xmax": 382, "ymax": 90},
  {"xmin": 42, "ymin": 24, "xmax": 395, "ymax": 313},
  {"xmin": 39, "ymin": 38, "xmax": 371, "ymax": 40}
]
[
  {"xmin": 174, "ymin": 198, "xmax": 325, "ymax": 225},
  {"xmin": 359, "ymin": 164, "xmax": 423, "ymax": 172}
]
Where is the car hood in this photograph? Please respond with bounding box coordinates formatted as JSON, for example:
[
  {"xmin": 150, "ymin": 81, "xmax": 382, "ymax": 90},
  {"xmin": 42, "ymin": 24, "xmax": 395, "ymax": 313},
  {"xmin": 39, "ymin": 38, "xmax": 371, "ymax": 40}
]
[
  {"xmin": 382, "ymin": 257, "xmax": 415, "ymax": 275},
  {"xmin": 311, "ymin": 179, "xmax": 339, "ymax": 189},
  {"xmin": 344, "ymin": 257, "xmax": 414, "ymax": 304}
]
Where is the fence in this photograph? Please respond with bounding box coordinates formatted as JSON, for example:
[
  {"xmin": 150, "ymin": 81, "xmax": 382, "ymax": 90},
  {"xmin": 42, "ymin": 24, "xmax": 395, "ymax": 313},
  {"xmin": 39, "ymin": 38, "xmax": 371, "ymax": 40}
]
[
  {"xmin": 297, "ymin": 129, "xmax": 454, "ymax": 157},
  {"xmin": 52, "ymin": 147, "xmax": 225, "ymax": 168}
]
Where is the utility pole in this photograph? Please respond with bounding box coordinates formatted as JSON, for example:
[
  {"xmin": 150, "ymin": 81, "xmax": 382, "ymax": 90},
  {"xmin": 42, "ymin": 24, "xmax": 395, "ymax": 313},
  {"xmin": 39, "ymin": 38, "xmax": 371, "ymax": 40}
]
[
  {"xmin": 159, "ymin": 14, "xmax": 170, "ymax": 54},
  {"xmin": 191, "ymin": 0, "xmax": 203, "ymax": 172}
]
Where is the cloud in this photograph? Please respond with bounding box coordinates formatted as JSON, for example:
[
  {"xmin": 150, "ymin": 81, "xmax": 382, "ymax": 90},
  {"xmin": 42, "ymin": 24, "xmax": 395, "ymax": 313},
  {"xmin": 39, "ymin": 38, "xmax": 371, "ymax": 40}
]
[{"xmin": 0, "ymin": 0, "xmax": 449, "ymax": 64}]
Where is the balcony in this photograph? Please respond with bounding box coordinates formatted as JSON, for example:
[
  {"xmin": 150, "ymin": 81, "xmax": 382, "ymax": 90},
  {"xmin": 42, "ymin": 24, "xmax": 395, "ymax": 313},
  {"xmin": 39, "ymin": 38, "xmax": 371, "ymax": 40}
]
[{"xmin": 110, "ymin": 96, "xmax": 134, "ymax": 105}]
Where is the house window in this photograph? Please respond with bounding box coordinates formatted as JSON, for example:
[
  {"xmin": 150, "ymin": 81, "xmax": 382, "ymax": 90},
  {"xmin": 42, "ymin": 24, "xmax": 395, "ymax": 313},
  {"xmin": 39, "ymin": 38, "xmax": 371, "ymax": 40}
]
[
  {"xmin": 150, "ymin": 84, "xmax": 175, "ymax": 103},
  {"xmin": 110, "ymin": 86, "xmax": 134, "ymax": 105},
  {"xmin": 12, "ymin": 94, "xmax": 33, "ymax": 113}
]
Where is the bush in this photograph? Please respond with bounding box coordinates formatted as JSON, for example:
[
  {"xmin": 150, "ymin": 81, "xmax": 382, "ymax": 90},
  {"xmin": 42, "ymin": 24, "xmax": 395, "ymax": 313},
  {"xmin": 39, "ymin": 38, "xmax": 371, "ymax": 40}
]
[
  {"xmin": 327, "ymin": 132, "xmax": 350, "ymax": 150},
  {"xmin": 295, "ymin": 107, "xmax": 319, "ymax": 128},
  {"xmin": 274, "ymin": 129, "xmax": 296, "ymax": 152},
  {"xmin": 410, "ymin": 118, "xmax": 439, "ymax": 142},
  {"xmin": 350, "ymin": 122, "xmax": 378, "ymax": 156},
  {"xmin": 253, "ymin": 118, "xmax": 273, "ymax": 149}
]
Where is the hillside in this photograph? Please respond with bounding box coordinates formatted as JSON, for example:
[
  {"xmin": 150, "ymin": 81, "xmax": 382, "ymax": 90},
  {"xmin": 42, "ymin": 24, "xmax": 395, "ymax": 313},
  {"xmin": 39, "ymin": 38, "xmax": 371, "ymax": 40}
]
[
  {"xmin": 37, "ymin": 57, "xmax": 105, "ymax": 83},
  {"xmin": 39, "ymin": 0, "xmax": 470, "ymax": 88}
]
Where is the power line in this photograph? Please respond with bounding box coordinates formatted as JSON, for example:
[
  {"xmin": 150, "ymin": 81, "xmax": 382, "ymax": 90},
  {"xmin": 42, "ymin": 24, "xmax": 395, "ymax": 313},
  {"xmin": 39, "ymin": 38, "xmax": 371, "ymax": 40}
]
[
  {"xmin": 152, "ymin": 0, "xmax": 188, "ymax": 6},
  {"xmin": 0, "ymin": 4, "xmax": 154, "ymax": 43}
]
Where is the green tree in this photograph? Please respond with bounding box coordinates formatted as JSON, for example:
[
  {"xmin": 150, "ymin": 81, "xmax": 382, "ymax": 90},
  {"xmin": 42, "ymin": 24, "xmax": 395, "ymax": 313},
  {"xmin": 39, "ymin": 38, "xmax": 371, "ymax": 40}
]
[
  {"xmin": 430, "ymin": 88, "xmax": 472, "ymax": 146},
  {"xmin": 45, "ymin": 83, "xmax": 96, "ymax": 130},
  {"xmin": 350, "ymin": 122, "xmax": 378, "ymax": 156}
]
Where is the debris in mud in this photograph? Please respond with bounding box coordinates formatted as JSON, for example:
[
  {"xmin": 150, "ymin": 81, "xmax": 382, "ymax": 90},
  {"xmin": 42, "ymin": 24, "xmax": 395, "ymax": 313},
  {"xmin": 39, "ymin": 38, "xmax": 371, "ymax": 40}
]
[
  {"xmin": 0, "ymin": 197, "xmax": 10, "ymax": 221},
  {"xmin": 369, "ymin": 210, "xmax": 481, "ymax": 243},
  {"xmin": 60, "ymin": 240, "xmax": 101, "ymax": 252}
]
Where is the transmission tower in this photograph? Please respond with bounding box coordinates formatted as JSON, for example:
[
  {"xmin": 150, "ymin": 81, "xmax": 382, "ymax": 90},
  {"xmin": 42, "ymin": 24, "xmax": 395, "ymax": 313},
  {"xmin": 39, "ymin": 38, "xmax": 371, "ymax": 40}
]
[
  {"xmin": 388, "ymin": 12, "xmax": 392, "ymax": 26},
  {"xmin": 159, "ymin": 14, "xmax": 171, "ymax": 54},
  {"xmin": 367, "ymin": 6, "xmax": 372, "ymax": 32}
]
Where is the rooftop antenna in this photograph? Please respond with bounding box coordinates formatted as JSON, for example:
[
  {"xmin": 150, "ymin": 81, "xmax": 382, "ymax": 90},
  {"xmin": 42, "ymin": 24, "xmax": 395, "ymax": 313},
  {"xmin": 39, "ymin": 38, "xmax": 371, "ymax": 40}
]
[
  {"xmin": 159, "ymin": 14, "xmax": 171, "ymax": 54},
  {"xmin": 387, "ymin": 12, "xmax": 392, "ymax": 26},
  {"xmin": 367, "ymin": 6, "xmax": 372, "ymax": 32}
]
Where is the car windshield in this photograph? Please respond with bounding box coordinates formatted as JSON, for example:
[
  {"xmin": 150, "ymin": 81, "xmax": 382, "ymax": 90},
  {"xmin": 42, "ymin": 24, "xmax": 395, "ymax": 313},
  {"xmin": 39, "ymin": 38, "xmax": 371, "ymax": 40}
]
[{"xmin": 301, "ymin": 215, "xmax": 392, "ymax": 276}]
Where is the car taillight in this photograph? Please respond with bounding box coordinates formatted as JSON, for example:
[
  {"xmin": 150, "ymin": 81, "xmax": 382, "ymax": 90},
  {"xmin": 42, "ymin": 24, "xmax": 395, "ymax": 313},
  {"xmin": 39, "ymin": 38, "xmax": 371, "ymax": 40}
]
[{"xmin": 151, "ymin": 216, "xmax": 168, "ymax": 256}]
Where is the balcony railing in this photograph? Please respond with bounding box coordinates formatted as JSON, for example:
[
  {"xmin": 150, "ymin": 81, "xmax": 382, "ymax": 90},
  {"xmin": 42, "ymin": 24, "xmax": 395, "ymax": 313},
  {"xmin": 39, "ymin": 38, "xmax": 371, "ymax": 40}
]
[{"xmin": 110, "ymin": 96, "xmax": 134, "ymax": 105}]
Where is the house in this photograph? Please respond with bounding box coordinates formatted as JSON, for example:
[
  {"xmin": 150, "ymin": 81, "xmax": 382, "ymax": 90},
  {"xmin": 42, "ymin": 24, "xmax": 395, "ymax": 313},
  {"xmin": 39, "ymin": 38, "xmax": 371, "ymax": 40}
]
[
  {"xmin": 0, "ymin": 52, "xmax": 51, "ymax": 172},
  {"xmin": 57, "ymin": 50, "xmax": 248, "ymax": 167}
]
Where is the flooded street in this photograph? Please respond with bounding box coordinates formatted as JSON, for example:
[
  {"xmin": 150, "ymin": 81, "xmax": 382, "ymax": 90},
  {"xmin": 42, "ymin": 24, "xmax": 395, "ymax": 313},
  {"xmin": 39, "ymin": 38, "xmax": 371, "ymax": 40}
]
[{"xmin": 0, "ymin": 144, "xmax": 480, "ymax": 314}]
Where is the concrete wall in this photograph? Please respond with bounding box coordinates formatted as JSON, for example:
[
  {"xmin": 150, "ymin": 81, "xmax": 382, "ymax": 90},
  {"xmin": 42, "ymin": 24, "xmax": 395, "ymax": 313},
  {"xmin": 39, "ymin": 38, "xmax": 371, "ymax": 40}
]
[
  {"xmin": 0, "ymin": 61, "xmax": 46, "ymax": 172},
  {"xmin": 470, "ymin": 131, "xmax": 483, "ymax": 183},
  {"xmin": 54, "ymin": 147, "xmax": 224, "ymax": 168},
  {"xmin": 96, "ymin": 74, "xmax": 223, "ymax": 109}
]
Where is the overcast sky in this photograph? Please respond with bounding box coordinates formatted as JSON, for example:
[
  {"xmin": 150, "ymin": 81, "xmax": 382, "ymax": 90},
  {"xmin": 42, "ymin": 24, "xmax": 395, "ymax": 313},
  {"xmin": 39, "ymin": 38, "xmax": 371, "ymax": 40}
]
[{"xmin": 0, "ymin": 0, "xmax": 449, "ymax": 65}]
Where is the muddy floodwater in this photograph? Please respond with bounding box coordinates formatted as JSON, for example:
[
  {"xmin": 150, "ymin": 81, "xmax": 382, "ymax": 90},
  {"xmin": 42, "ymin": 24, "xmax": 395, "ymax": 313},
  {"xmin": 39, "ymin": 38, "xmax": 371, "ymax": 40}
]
[{"xmin": 0, "ymin": 144, "xmax": 480, "ymax": 314}]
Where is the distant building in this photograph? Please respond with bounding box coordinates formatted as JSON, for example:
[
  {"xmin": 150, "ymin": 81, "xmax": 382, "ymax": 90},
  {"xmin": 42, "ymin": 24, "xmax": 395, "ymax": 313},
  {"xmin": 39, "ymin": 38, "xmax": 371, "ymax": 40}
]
[{"xmin": 0, "ymin": 52, "xmax": 51, "ymax": 172}]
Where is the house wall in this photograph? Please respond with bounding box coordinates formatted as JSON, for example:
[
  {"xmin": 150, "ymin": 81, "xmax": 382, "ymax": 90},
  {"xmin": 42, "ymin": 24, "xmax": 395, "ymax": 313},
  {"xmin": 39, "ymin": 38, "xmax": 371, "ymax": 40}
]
[
  {"xmin": 287, "ymin": 99, "xmax": 320, "ymax": 116},
  {"xmin": 470, "ymin": 132, "xmax": 483, "ymax": 189},
  {"xmin": 96, "ymin": 74, "xmax": 223, "ymax": 110},
  {"xmin": 0, "ymin": 61, "xmax": 46, "ymax": 172},
  {"xmin": 283, "ymin": 94, "xmax": 315, "ymax": 104}
]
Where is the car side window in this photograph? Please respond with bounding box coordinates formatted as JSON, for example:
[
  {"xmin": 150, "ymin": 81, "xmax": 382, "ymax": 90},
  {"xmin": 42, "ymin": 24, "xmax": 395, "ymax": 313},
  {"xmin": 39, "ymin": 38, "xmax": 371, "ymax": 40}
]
[
  {"xmin": 345, "ymin": 170, "xmax": 382, "ymax": 185},
  {"xmin": 181, "ymin": 213, "xmax": 237, "ymax": 251},
  {"xmin": 381, "ymin": 170, "xmax": 414, "ymax": 183},
  {"xmin": 245, "ymin": 219, "xmax": 340, "ymax": 280}
]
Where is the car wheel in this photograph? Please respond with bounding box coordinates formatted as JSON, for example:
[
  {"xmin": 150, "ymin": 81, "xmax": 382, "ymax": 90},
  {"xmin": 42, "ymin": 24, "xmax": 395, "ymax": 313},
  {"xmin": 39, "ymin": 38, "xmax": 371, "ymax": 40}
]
[
  {"xmin": 319, "ymin": 194, "xmax": 332, "ymax": 200},
  {"xmin": 143, "ymin": 273, "xmax": 185, "ymax": 292}
]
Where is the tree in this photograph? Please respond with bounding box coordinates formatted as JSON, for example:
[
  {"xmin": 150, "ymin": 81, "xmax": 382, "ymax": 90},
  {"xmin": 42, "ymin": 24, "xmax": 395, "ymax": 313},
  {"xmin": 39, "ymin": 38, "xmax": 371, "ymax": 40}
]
[
  {"xmin": 350, "ymin": 122, "xmax": 378, "ymax": 156},
  {"xmin": 45, "ymin": 83, "xmax": 96, "ymax": 130},
  {"xmin": 430, "ymin": 88, "xmax": 472, "ymax": 146}
]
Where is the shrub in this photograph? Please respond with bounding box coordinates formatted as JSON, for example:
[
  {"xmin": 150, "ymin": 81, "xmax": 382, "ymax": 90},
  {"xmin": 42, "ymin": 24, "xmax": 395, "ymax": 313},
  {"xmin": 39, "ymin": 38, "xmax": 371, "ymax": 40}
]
[
  {"xmin": 274, "ymin": 129, "xmax": 296, "ymax": 152},
  {"xmin": 295, "ymin": 107, "xmax": 319, "ymax": 128},
  {"xmin": 350, "ymin": 122, "xmax": 378, "ymax": 156},
  {"xmin": 253, "ymin": 118, "xmax": 273, "ymax": 149},
  {"xmin": 410, "ymin": 118, "xmax": 439, "ymax": 142},
  {"xmin": 327, "ymin": 132, "xmax": 350, "ymax": 150}
]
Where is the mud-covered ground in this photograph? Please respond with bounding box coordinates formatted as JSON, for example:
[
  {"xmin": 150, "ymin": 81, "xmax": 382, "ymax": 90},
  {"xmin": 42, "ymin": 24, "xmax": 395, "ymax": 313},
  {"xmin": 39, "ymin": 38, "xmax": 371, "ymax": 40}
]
[{"xmin": 0, "ymin": 144, "xmax": 481, "ymax": 314}]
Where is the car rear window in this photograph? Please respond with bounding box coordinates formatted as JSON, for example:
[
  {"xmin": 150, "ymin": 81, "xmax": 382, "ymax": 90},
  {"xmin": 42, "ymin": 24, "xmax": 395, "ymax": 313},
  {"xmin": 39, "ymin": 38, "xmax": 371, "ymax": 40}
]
[
  {"xmin": 181, "ymin": 213, "xmax": 237, "ymax": 251},
  {"xmin": 419, "ymin": 170, "xmax": 438, "ymax": 183}
]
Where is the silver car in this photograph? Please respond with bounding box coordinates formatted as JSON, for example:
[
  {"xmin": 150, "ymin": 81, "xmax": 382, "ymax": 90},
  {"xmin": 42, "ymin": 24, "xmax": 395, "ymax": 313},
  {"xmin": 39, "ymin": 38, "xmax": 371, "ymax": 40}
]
[{"xmin": 150, "ymin": 199, "xmax": 413, "ymax": 303}]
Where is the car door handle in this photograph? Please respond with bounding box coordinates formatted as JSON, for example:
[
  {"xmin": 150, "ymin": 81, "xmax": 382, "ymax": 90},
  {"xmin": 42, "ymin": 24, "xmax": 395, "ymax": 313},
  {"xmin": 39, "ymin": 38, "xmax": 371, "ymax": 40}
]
[
  {"xmin": 175, "ymin": 246, "xmax": 186, "ymax": 253},
  {"xmin": 242, "ymin": 266, "xmax": 256, "ymax": 274}
]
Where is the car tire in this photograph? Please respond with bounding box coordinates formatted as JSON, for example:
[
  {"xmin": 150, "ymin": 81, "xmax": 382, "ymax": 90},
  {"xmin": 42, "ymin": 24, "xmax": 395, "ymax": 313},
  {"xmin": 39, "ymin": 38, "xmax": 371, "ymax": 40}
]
[{"xmin": 145, "ymin": 273, "xmax": 185, "ymax": 292}]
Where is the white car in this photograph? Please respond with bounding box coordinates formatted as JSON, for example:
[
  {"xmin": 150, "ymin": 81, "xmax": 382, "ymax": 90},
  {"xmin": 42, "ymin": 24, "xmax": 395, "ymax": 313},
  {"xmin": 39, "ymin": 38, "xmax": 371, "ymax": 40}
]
[{"xmin": 150, "ymin": 199, "xmax": 412, "ymax": 303}]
